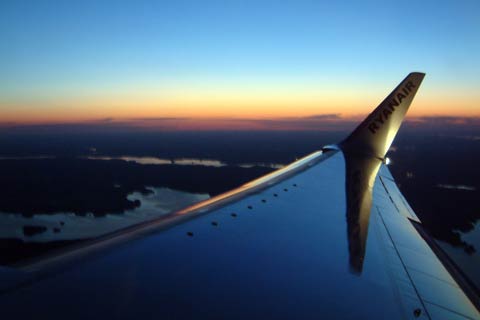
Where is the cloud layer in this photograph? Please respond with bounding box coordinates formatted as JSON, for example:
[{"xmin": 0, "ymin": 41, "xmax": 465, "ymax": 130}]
[{"xmin": 2, "ymin": 115, "xmax": 480, "ymax": 133}]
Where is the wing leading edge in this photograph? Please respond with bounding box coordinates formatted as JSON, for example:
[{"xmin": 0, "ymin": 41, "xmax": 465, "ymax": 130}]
[{"xmin": 1, "ymin": 73, "xmax": 479, "ymax": 319}]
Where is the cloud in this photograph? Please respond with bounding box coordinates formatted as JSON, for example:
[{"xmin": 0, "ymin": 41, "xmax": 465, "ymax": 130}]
[
  {"xmin": 2, "ymin": 114, "xmax": 480, "ymax": 134},
  {"xmin": 96, "ymin": 117, "xmax": 115, "ymax": 123},
  {"xmin": 303, "ymin": 114, "xmax": 342, "ymax": 120},
  {"xmin": 242, "ymin": 115, "xmax": 355, "ymax": 131},
  {"xmin": 130, "ymin": 117, "xmax": 188, "ymax": 121},
  {"xmin": 117, "ymin": 113, "xmax": 357, "ymax": 131},
  {"xmin": 404, "ymin": 116, "xmax": 480, "ymax": 131}
]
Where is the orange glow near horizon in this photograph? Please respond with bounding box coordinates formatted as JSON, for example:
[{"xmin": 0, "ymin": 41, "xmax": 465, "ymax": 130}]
[
  {"xmin": 3, "ymin": 1, "xmax": 480, "ymax": 131},
  {"xmin": 2, "ymin": 83, "xmax": 480, "ymax": 127}
]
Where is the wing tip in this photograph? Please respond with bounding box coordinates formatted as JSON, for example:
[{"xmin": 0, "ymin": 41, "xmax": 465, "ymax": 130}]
[{"xmin": 340, "ymin": 72, "xmax": 426, "ymax": 159}]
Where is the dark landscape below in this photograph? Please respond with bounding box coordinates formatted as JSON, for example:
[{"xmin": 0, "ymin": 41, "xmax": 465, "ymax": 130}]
[{"xmin": 0, "ymin": 128, "xmax": 479, "ymax": 288}]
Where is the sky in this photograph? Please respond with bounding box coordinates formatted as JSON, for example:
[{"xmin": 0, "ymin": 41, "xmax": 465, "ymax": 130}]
[{"xmin": 1, "ymin": 0, "xmax": 479, "ymax": 129}]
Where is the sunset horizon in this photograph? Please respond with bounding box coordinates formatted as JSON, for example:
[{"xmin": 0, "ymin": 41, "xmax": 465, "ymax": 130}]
[{"xmin": 2, "ymin": 1, "xmax": 479, "ymax": 129}]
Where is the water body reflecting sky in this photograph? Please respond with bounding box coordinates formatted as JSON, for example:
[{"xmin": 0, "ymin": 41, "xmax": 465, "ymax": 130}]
[
  {"xmin": 0, "ymin": 187, "xmax": 209, "ymax": 242},
  {"xmin": 83, "ymin": 155, "xmax": 283, "ymax": 169}
]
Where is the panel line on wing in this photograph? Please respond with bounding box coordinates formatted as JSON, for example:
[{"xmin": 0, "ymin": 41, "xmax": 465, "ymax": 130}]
[{"xmin": 375, "ymin": 205, "xmax": 431, "ymax": 319}]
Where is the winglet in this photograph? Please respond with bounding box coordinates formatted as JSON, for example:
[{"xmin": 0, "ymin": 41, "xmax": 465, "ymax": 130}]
[{"xmin": 340, "ymin": 72, "xmax": 425, "ymax": 159}]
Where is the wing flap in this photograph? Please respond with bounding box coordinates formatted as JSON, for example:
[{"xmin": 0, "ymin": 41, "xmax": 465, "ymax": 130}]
[{"xmin": 373, "ymin": 165, "xmax": 479, "ymax": 319}]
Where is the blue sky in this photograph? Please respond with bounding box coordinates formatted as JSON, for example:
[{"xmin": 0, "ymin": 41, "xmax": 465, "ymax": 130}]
[{"xmin": 1, "ymin": 0, "xmax": 479, "ymax": 123}]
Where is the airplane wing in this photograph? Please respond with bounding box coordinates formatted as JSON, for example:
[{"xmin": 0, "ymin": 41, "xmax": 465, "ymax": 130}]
[{"xmin": 1, "ymin": 73, "xmax": 479, "ymax": 319}]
